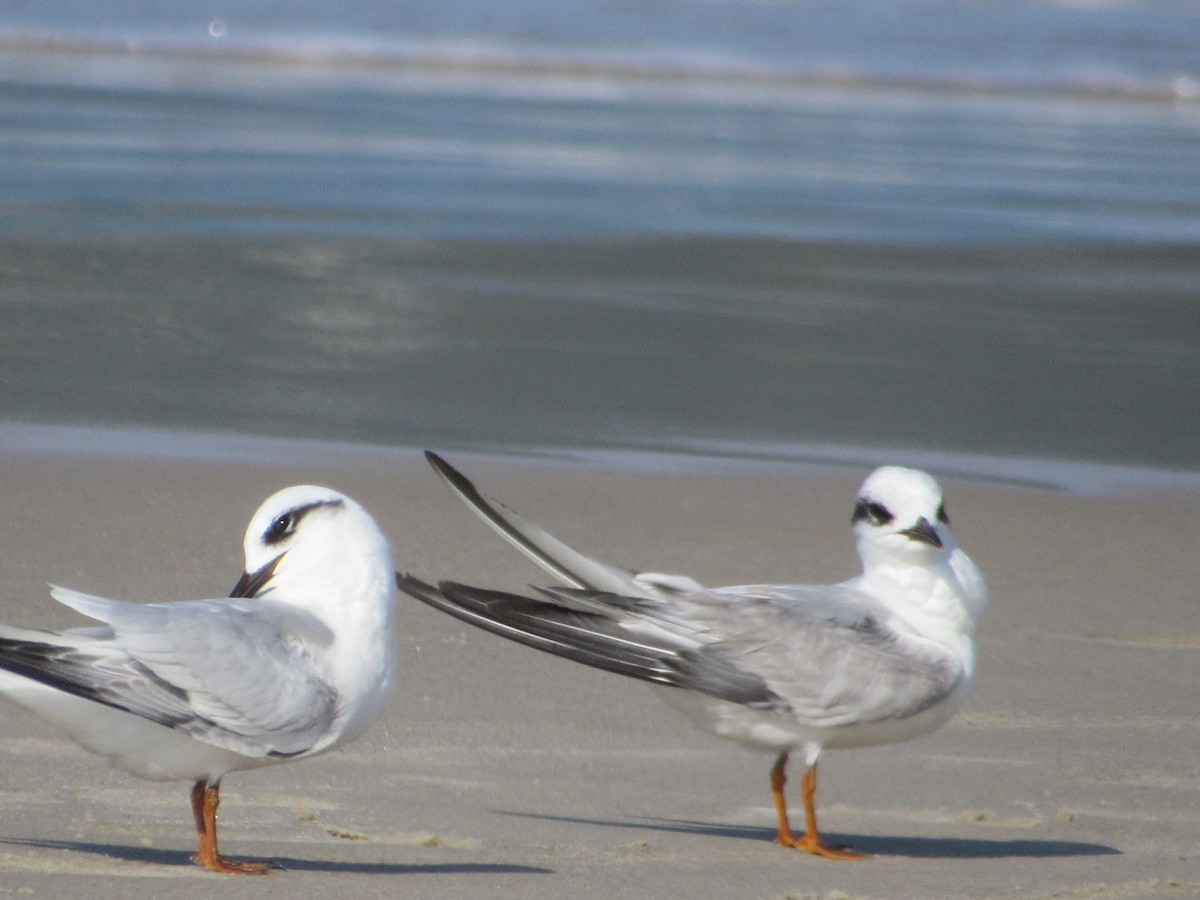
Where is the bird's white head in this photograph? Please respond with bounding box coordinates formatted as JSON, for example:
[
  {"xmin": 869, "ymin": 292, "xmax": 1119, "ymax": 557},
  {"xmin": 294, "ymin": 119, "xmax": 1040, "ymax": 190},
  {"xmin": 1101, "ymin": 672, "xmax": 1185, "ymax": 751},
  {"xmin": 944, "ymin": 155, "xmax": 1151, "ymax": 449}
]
[
  {"xmin": 232, "ymin": 485, "xmax": 395, "ymax": 607},
  {"xmin": 851, "ymin": 466, "xmax": 987, "ymax": 623},
  {"xmin": 852, "ymin": 467, "xmax": 952, "ymax": 562}
]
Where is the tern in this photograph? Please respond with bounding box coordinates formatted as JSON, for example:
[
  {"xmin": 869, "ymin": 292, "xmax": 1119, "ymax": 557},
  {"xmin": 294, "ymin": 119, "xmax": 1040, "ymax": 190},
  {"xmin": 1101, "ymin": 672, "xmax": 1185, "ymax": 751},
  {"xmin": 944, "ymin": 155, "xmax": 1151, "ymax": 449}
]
[
  {"xmin": 0, "ymin": 485, "xmax": 398, "ymax": 874},
  {"xmin": 400, "ymin": 453, "xmax": 986, "ymax": 859}
]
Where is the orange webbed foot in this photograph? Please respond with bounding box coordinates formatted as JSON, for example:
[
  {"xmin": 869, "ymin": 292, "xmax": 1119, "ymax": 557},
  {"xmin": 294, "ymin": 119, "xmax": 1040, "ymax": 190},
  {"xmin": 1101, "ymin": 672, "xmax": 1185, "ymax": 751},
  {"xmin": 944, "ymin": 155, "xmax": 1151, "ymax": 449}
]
[
  {"xmin": 192, "ymin": 852, "xmax": 275, "ymax": 875},
  {"xmin": 777, "ymin": 831, "xmax": 868, "ymax": 860}
]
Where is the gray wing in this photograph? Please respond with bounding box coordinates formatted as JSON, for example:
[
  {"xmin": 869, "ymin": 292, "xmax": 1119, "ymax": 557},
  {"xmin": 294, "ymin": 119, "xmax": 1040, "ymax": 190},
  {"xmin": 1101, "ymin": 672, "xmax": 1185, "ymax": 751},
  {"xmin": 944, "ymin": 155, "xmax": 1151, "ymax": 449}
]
[
  {"xmin": 0, "ymin": 587, "xmax": 339, "ymax": 758},
  {"xmin": 399, "ymin": 575, "xmax": 964, "ymax": 727},
  {"xmin": 426, "ymin": 452, "xmax": 672, "ymax": 597},
  {"xmin": 685, "ymin": 583, "xmax": 967, "ymax": 726}
]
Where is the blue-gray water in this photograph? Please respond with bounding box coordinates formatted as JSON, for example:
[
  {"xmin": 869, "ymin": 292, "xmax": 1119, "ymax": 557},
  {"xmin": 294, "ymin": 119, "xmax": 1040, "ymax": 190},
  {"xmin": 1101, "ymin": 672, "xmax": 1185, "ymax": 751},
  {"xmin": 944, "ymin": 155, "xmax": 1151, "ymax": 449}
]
[{"xmin": 1, "ymin": 2, "xmax": 1197, "ymax": 477}]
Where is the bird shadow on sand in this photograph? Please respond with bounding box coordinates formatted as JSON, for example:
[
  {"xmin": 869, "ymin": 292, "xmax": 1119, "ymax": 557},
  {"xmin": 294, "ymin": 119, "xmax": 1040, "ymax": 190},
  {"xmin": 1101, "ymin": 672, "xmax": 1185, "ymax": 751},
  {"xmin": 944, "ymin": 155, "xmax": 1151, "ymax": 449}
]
[
  {"xmin": 495, "ymin": 811, "xmax": 1119, "ymax": 859},
  {"xmin": 0, "ymin": 837, "xmax": 553, "ymax": 875}
]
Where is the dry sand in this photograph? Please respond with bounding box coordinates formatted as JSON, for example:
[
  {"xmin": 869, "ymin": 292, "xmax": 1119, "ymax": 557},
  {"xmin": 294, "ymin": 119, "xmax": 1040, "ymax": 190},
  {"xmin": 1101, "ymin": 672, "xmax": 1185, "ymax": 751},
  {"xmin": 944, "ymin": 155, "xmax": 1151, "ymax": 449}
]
[{"xmin": 0, "ymin": 441, "xmax": 1196, "ymax": 898}]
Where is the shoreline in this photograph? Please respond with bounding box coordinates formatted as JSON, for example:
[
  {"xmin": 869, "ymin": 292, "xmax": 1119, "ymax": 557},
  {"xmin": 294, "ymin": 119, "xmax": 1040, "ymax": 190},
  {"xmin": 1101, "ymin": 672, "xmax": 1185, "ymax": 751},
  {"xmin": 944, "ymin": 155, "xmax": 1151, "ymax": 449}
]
[{"xmin": 3, "ymin": 420, "xmax": 1199, "ymax": 497}]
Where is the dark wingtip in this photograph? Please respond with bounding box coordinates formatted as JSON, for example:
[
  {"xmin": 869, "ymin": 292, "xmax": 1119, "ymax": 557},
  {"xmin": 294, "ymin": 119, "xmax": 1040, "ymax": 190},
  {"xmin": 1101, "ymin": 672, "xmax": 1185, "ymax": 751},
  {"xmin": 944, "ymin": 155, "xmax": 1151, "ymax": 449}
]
[
  {"xmin": 396, "ymin": 571, "xmax": 438, "ymax": 598},
  {"xmin": 425, "ymin": 450, "xmax": 496, "ymax": 511},
  {"xmin": 425, "ymin": 451, "xmax": 473, "ymax": 493},
  {"xmin": 425, "ymin": 450, "xmax": 452, "ymax": 474}
]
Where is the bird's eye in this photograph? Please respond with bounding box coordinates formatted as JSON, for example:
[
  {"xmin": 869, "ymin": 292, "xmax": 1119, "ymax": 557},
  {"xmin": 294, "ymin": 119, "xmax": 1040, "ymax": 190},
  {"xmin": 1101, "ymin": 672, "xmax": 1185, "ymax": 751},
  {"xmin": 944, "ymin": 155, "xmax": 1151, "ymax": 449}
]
[
  {"xmin": 852, "ymin": 498, "xmax": 894, "ymax": 526},
  {"xmin": 261, "ymin": 498, "xmax": 342, "ymax": 546},
  {"xmin": 937, "ymin": 503, "xmax": 949, "ymax": 524},
  {"xmin": 265, "ymin": 512, "xmax": 297, "ymax": 545}
]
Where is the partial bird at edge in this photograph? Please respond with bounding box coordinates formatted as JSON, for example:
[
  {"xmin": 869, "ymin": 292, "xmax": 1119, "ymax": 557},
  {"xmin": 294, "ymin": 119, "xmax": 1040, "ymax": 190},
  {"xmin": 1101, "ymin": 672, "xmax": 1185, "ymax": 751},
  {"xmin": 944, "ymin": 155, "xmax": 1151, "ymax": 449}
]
[{"xmin": 0, "ymin": 485, "xmax": 398, "ymax": 874}]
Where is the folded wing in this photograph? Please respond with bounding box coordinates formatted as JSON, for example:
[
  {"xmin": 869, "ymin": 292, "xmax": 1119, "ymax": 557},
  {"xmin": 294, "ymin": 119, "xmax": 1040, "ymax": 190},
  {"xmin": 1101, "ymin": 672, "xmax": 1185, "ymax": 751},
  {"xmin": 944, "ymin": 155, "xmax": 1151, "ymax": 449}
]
[{"xmin": 0, "ymin": 587, "xmax": 340, "ymax": 759}]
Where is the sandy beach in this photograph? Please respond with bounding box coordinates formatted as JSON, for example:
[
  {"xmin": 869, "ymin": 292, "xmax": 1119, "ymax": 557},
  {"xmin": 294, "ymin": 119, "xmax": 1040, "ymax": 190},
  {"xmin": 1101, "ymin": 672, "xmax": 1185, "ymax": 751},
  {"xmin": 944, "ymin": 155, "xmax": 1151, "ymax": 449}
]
[
  {"xmin": 0, "ymin": 438, "xmax": 1196, "ymax": 898},
  {"xmin": 4, "ymin": 2, "xmax": 1197, "ymax": 895}
]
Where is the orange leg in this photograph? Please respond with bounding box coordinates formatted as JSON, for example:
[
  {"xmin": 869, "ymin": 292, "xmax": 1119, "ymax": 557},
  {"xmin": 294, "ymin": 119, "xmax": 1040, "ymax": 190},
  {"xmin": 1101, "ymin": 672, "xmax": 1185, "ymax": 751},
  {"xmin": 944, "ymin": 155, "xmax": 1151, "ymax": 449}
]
[
  {"xmin": 190, "ymin": 780, "xmax": 272, "ymax": 875},
  {"xmin": 769, "ymin": 754, "xmax": 866, "ymax": 860},
  {"xmin": 770, "ymin": 753, "xmax": 801, "ymax": 846}
]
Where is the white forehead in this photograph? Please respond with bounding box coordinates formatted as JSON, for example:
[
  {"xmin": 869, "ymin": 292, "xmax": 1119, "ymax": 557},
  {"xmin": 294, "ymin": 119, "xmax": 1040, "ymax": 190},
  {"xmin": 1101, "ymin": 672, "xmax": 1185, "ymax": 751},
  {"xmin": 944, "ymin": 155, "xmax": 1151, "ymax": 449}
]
[
  {"xmin": 246, "ymin": 485, "xmax": 348, "ymax": 535},
  {"xmin": 256, "ymin": 483, "xmax": 345, "ymax": 515},
  {"xmin": 858, "ymin": 466, "xmax": 944, "ymax": 512}
]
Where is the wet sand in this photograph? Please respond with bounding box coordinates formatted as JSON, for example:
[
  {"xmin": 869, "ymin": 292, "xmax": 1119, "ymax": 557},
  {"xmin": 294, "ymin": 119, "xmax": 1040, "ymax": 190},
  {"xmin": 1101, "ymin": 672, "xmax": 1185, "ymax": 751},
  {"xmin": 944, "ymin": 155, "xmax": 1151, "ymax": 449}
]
[
  {"xmin": 0, "ymin": 441, "xmax": 1197, "ymax": 898},
  {"xmin": 2, "ymin": 236, "xmax": 1198, "ymax": 472}
]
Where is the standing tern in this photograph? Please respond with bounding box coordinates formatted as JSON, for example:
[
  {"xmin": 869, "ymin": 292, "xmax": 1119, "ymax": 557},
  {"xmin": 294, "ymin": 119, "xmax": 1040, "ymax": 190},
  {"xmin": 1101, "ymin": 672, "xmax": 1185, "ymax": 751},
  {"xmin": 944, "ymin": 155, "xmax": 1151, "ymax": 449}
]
[
  {"xmin": 0, "ymin": 485, "xmax": 398, "ymax": 874},
  {"xmin": 399, "ymin": 453, "xmax": 986, "ymax": 859}
]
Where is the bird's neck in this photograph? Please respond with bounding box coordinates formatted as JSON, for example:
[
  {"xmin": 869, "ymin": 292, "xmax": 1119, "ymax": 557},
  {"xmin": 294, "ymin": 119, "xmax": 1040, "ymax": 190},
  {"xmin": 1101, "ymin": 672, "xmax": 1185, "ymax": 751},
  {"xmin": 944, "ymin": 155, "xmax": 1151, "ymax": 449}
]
[{"xmin": 857, "ymin": 550, "xmax": 983, "ymax": 647}]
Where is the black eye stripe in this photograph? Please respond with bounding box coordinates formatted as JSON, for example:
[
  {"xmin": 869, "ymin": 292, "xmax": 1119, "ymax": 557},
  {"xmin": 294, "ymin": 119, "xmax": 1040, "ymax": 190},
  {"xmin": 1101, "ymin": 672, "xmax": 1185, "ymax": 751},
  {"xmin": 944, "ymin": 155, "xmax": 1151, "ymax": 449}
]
[
  {"xmin": 937, "ymin": 502, "xmax": 950, "ymax": 524},
  {"xmin": 265, "ymin": 512, "xmax": 297, "ymax": 545},
  {"xmin": 852, "ymin": 498, "xmax": 894, "ymax": 526},
  {"xmin": 263, "ymin": 499, "xmax": 344, "ymax": 546}
]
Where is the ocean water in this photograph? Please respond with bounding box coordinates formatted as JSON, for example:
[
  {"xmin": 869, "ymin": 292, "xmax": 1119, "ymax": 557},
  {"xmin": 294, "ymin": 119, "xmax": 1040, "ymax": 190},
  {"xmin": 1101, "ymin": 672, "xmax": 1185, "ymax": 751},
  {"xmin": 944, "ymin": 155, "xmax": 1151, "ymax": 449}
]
[{"xmin": 0, "ymin": 2, "xmax": 1197, "ymax": 478}]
